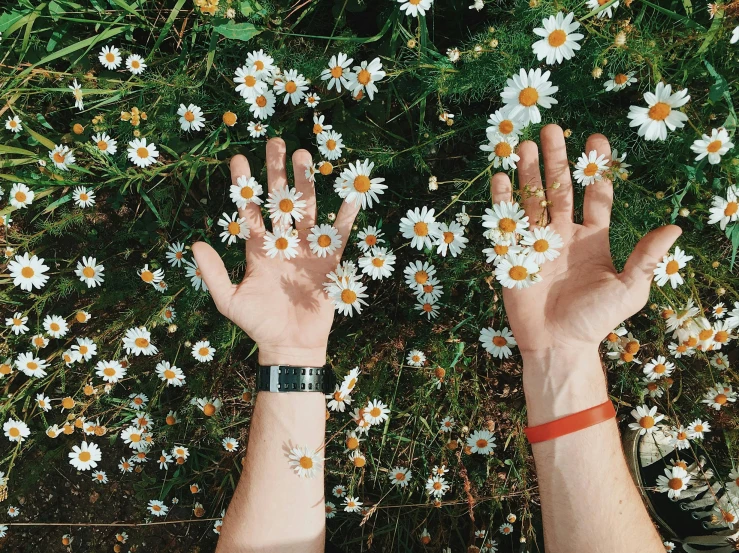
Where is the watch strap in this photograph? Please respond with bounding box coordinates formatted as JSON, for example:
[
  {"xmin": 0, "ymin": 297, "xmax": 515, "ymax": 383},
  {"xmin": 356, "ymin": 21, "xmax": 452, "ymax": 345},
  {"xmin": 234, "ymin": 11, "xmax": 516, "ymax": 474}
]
[
  {"xmin": 256, "ymin": 365, "xmax": 334, "ymax": 394},
  {"xmin": 524, "ymin": 400, "xmax": 616, "ymax": 443}
]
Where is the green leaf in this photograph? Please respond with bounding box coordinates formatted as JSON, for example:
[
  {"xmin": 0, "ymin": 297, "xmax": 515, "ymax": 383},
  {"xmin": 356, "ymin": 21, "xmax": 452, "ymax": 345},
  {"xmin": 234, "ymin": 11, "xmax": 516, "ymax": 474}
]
[
  {"xmin": 698, "ymin": 9, "xmax": 723, "ymax": 54},
  {"xmin": 212, "ymin": 21, "xmax": 263, "ymax": 41},
  {"xmin": 239, "ymin": 0, "xmax": 267, "ymax": 17},
  {"xmin": 0, "ymin": 9, "xmax": 28, "ymax": 33}
]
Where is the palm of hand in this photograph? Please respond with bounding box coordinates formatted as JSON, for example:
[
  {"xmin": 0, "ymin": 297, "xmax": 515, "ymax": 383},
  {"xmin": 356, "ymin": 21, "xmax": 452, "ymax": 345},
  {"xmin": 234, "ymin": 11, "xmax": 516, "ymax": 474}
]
[
  {"xmin": 491, "ymin": 125, "xmax": 680, "ymax": 354},
  {"xmin": 192, "ymin": 139, "xmax": 360, "ymax": 366}
]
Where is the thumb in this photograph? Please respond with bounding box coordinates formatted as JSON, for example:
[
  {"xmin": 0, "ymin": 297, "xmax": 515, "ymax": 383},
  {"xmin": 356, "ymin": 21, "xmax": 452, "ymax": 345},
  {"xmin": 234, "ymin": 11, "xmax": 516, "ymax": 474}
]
[
  {"xmin": 192, "ymin": 241, "xmax": 235, "ymax": 314},
  {"xmin": 620, "ymin": 224, "xmax": 682, "ymax": 305}
]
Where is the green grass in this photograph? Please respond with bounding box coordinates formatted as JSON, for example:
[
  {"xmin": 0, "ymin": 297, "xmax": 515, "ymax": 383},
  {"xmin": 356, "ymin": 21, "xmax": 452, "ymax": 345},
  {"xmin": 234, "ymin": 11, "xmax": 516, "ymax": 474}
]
[{"xmin": 0, "ymin": 0, "xmax": 738, "ymax": 551}]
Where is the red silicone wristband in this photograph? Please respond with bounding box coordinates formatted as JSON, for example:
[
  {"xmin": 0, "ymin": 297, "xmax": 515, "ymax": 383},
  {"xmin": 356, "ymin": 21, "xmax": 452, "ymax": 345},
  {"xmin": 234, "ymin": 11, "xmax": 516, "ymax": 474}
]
[{"xmin": 524, "ymin": 400, "xmax": 616, "ymax": 443}]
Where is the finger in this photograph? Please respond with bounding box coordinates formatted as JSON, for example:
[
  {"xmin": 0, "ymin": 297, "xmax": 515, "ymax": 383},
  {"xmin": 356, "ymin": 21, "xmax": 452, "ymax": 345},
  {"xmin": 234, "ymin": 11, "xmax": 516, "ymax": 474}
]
[
  {"xmin": 333, "ymin": 199, "xmax": 361, "ymax": 258},
  {"xmin": 540, "ymin": 124, "xmax": 573, "ymax": 224},
  {"xmin": 582, "ymin": 133, "xmax": 614, "ymax": 229},
  {"xmin": 192, "ymin": 241, "xmax": 236, "ymax": 314},
  {"xmin": 491, "ymin": 172, "xmax": 512, "ymax": 204},
  {"xmin": 517, "ymin": 140, "xmax": 546, "ymax": 228},
  {"xmin": 230, "ymin": 155, "xmax": 265, "ymax": 242},
  {"xmin": 292, "ymin": 149, "xmax": 316, "ymax": 230},
  {"xmin": 266, "ymin": 138, "xmax": 289, "ymax": 232},
  {"xmin": 620, "ymin": 225, "xmax": 682, "ymax": 304}
]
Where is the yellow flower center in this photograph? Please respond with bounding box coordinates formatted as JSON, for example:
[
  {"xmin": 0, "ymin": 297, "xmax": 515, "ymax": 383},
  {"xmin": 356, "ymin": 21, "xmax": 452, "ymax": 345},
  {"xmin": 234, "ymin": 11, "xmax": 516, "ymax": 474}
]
[
  {"xmin": 299, "ymin": 456, "xmax": 313, "ymax": 469},
  {"xmin": 284, "ymin": 81, "xmax": 297, "ymax": 94},
  {"xmin": 414, "ymin": 222, "xmax": 429, "ymax": 236},
  {"xmin": 583, "ymin": 162, "xmax": 599, "ymax": 177},
  {"xmin": 240, "ymin": 186, "xmax": 254, "ymax": 199},
  {"xmin": 331, "ymin": 66, "xmax": 343, "ymax": 78},
  {"xmin": 715, "ymin": 393, "xmax": 727, "ymax": 405},
  {"xmin": 639, "ymin": 416, "xmax": 655, "ymax": 429},
  {"xmin": 495, "ymin": 142, "xmax": 512, "ymax": 158},
  {"xmin": 131, "ymin": 60, "xmax": 140, "ymax": 68},
  {"xmin": 443, "ymin": 232, "xmax": 455, "ymax": 244},
  {"xmin": 548, "ymin": 29, "xmax": 567, "ymax": 47},
  {"xmin": 137, "ymin": 147, "xmax": 149, "ymax": 159},
  {"xmin": 256, "ymin": 95, "xmax": 268, "ymax": 107},
  {"xmin": 54, "ymin": 152, "xmax": 66, "ymax": 163},
  {"xmin": 274, "ymin": 237, "xmax": 289, "ymax": 250},
  {"xmin": 317, "ymin": 234, "xmax": 332, "ymax": 248},
  {"xmin": 78, "ymin": 451, "xmax": 91, "ymax": 462},
  {"xmin": 533, "ymin": 239, "xmax": 549, "ymax": 252},
  {"xmin": 725, "ymin": 202, "xmax": 738, "ymax": 216},
  {"xmin": 279, "ymin": 198, "xmax": 294, "ymax": 213},
  {"xmin": 668, "ymin": 477, "xmax": 683, "ymax": 490},
  {"xmin": 518, "ymin": 87, "xmax": 539, "ymax": 107},
  {"xmin": 341, "ymin": 289, "xmax": 357, "ymax": 304},
  {"xmin": 625, "ymin": 341, "xmax": 640, "ymax": 354},
  {"xmin": 9, "ymin": 427, "xmax": 20, "ymax": 437},
  {"xmin": 228, "ymin": 221, "xmax": 241, "ymax": 235},
  {"xmin": 83, "ymin": 266, "xmax": 95, "ymax": 278},
  {"xmin": 415, "ymin": 271, "xmax": 428, "ymax": 284},
  {"xmin": 372, "ymin": 257, "xmax": 385, "ymax": 267},
  {"xmin": 653, "ymin": 364, "xmax": 666, "ymax": 374},
  {"xmin": 134, "ymin": 337, "xmax": 149, "ymax": 348},
  {"xmin": 141, "ymin": 270, "xmax": 154, "ymax": 282},
  {"xmin": 98, "ymin": 140, "xmax": 109, "ymax": 151},
  {"xmin": 319, "ymin": 162, "xmax": 333, "ymax": 175},
  {"xmin": 15, "ymin": 191, "xmax": 26, "ymax": 202},
  {"xmin": 244, "ymin": 75, "xmax": 257, "ymax": 87},
  {"xmin": 498, "ymin": 217, "xmax": 517, "ymax": 232},
  {"xmin": 346, "ymin": 437, "xmax": 359, "ymax": 450},
  {"xmin": 106, "ymin": 52, "xmax": 115, "ymax": 62},
  {"xmin": 706, "ymin": 140, "xmax": 723, "ymax": 153},
  {"xmin": 499, "ymin": 120, "xmax": 513, "ymax": 134},
  {"xmin": 184, "ymin": 111, "xmax": 195, "ymax": 122},
  {"xmin": 665, "ymin": 260, "xmax": 680, "ymax": 275},
  {"xmin": 357, "ymin": 69, "xmax": 371, "ymax": 85},
  {"xmin": 354, "ymin": 175, "xmax": 371, "ymax": 193},
  {"xmin": 203, "ymin": 403, "xmax": 216, "ymax": 416},
  {"xmin": 199, "ymin": 347, "xmax": 210, "ymax": 356},
  {"xmin": 494, "ymin": 244, "xmax": 508, "ymax": 255},
  {"xmin": 326, "ymin": 139, "xmax": 336, "ymax": 151},
  {"xmin": 715, "ymin": 330, "xmax": 729, "ymax": 343},
  {"xmin": 614, "ymin": 73, "xmax": 628, "ymax": 85},
  {"xmin": 254, "ymin": 60, "xmax": 264, "ymax": 71},
  {"xmin": 103, "ymin": 367, "xmax": 116, "ymax": 377},
  {"xmin": 493, "ymin": 336, "xmax": 508, "ymax": 347},
  {"xmin": 648, "ymin": 102, "xmax": 671, "ymax": 121},
  {"xmin": 509, "ymin": 266, "xmax": 527, "ymax": 281}
]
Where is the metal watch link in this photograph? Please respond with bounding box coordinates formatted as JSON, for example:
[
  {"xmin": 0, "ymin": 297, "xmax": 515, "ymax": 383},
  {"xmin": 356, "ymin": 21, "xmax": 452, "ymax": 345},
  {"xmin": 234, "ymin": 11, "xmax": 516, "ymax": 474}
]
[{"xmin": 256, "ymin": 365, "xmax": 334, "ymax": 393}]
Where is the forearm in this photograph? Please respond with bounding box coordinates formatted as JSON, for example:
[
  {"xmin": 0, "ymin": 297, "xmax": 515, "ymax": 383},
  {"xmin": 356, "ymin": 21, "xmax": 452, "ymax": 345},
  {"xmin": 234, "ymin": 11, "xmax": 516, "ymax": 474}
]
[
  {"xmin": 216, "ymin": 392, "xmax": 326, "ymax": 553},
  {"xmin": 522, "ymin": 347, "xmax": 662, "ymax": 553}
]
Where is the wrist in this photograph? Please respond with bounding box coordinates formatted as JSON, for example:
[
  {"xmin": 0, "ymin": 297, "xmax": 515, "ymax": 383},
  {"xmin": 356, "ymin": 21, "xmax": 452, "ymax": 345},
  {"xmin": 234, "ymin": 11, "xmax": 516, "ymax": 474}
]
[
  {"xmin": 522, "ymin": 346, "xmax": 609, "ymax": 427},
  {"xmin": 258, "ymin": 345, "xmax": 327, "ymax": 367}
]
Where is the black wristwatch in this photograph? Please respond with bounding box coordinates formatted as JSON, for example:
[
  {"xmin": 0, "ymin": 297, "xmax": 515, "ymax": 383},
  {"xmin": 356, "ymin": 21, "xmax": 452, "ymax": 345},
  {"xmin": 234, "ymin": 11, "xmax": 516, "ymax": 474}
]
[{"xmin": 256, "ymin": 365, "xmax": 335, "ymax": 393}]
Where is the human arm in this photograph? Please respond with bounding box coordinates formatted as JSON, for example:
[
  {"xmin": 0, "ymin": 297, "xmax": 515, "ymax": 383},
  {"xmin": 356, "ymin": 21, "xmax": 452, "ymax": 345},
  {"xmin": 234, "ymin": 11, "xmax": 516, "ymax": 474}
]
[
  {"xmin": 490, "ymin": 125, "xmax": 680, "ymax": 552},
  {"xmin": 193, "ymin": 139, "xmax": 360, "ymax": 553}
]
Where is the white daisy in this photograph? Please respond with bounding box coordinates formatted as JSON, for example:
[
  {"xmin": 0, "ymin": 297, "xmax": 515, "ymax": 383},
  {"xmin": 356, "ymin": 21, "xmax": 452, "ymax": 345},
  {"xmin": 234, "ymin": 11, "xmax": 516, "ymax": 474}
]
[
  {"xmin": 5, "ymin": 115, "xmax": 22, "ymax": 133},
  {"xmin": 404, "ymin": 260, "xmax": 437, "ymax": 291},
  {"xmin": 702, "ymin": 384, "xmax": 736, "ymax": 410},
  {"xmin": 166, "ymin": 242, "xmax": 187, "ymax": 267},
  {"xmin": 127, "ymin": 138, "xmax": 159, "ymax": 168},
  {"xmin": 177, "ymin": 103, "xmax": 205, "ymax": 132},
  {"xmin": 8, "ymin": 252, "xmax": 50, "ymax": 291},
  {"xmin": 95, "ymin": 360, "xmax": 126, "ymax": 383},
  {"xmin": 192, "ymin": 340, "xmax": 215, "ymax": 362},
  {"xmin": 531, "ymin": 12, "xmax": 584, "ymax": 65},
  {"xmin": 69, "ymin": 79, "xmax": 84, "ymax": 110},
  {"xmin": 248, "ymin": 90, "xmax": 276, "ymax": 120},
  {"xmin": 218, "ymin": 212, "xmax": 250, "ymax": 245},
  {"xmin": 30, "ymin": 334, "xmax": 49, "ymax": 349},
  {"xmin": 480, "ymin": 134, "xmax": 520, "ymax": 169},
  {"xmin": 98, "ymin": 45, "xmax": 122, "ymax": 69},
  {"xmin": 126, "ymin": 54, "xmax": 146, "ymax": 75},
  {"xmin": 399, "ymin": 206, "xmax": 441, "ymax": 250},
  {"xmin": 426, "ymin": 475, "xmax": 450, "ymax": 497},
  {"xmin": 3, "ymin": 419, "xmax": 30, "ymax": 443},
  {"xmin": 75, "ymin": 256, "xmax": 105, "ymax": 288},
  {"xmin": 49, "ymin": 144, "xmax": 75, "ymax": 170},
  {"xmin": 628, "ymin": 404, "xmax": 665, "ymax": 435},
  {"xmin": 247, "ymin": 121, "xmax": 268, "ymax": 137},
  {"xmin": 69, "ymin": 441, "xmax": 102, "ymax": 470},
  {"xmin": 642, "ymin": 355, "xmax": 675, "ymax": 381},
  {"xmin": 389, "ymin": 466, "xmax": 413, "ymax": 487},
  {"xmin": 6, "ymin": 313, "xmax": 29, "ymax": 335},
  {"xmin": 358, "ymin": 247, "xmax": 396, "ymax": 280},
  {"xmin": 406, "ymin": 350, "xmax": 426, "ymax": 367},
  {"xmin": 121, "ymin": 425, "xmax": 150, "ymax": 451},
  {"xmin": 482, "ymin": 201, "xmax": 529, "ymax": 238},
  {"xmin": 157, "ymin": 451, "xmax": 172, "ymax": 470},
  {"xmin": 415, "ymin": 298, "xmax": 440, "ymax": 320},
  {"xmin": 287, "ymin": 446, "xmax": 322, "ymax": 478},
  {"xmin": 122, "ymin": 326, "xmax": 157, "ymax": 356},
  {"xmin": 9, "ymin": 182, "xmax": 34, "ymax": 208},
  {"xmin": 36, "ymin": 393, "xmax": 51, "ymax": 412},
  {"xmin": 603, "ymin": 71, "xmax": 636, "ymax": 91},
  {"xmin": 486, "ymin": 107, "xmax": 524, "ymax": 138},
  {"xmin": 73, "ymin": 186, "xmax": 96, "ymax": 208},
  {"xmin": 345, "ymin": 57, "xmax": 386, "ymax": 101},
  {"xmin": 222, "ymin": 437, "xmax": 239, "ymax": 452},
  {"xmin": 43, "ymin": 314, "xmax": 68, "ymax": 338},
  {"xmin": 668, "ymin": 426, "xmax": 691, "ymax": 450},
  {"xmin": 573, "ymin": 149, "xmax": 609, "ymax": 186},
  {"xmin": 732, "ymin": 25, "xmax": 739, "ymax": 44},
  {"xmin": 325, "ymin": 274, "xmax": 368, "ymax": 316},
  {"xmin": 245, "ymin": 49, "xmax": 275, "ymax": 77},
  {"xmin": 687, "ymin": 419, "xmax": 710, "ymax": 439},
  {"xmin": 321, "ymin": 53, "xmax": 353, "ymax": 92},
  {"xmin": 627, "ymin": 82, "xmax": 690, "ymax": 141},
  {"xmin": 304, "ymin": 92, "xmax": 320, "ymax": 108},
  {"xmin": 263, "ymin": 227, "xmax": 301, "ymax": 260},
  {"xmin": 520, "ymin": 226, "xmax": 563, "ymax": 264},
  {"xmin": 138, "ymin": 264, "xmax": 164, "ymax": 285},
  {"xmin": 312, "ymin": 114, "xmax": 332, "ymax": 135},
  {"xmin": 653, "ymin": 246, "xmax": 693, "ymax": 289},
  {"xmin": 307, "ymin": 224, "xmax": 342, "ymax": 257},
  {"xmin": 357, "ymin": 225, "xmax": 385, "ymax": 252},
  {"xmin": 326, "ymin": 386, "xmax": 352, "ymax": 412},
  {"xmin": 274, "ymin": 69, "xmax": 308, "ymax": 105},
  {"xmin": 656, "ymin": 466, "xmax": 690, "ymax": 499},
  {"xmin": 364, "ymin": 399, "xmax": 390, "ymax": 425},
  {"xmin": 500, "ymin": 68, "xmax": 559, "ymax": 126},
  {"xmin": 184, "ymin": 258, "xmax": 208, "ymax": 291},
  {"xmin": 72, "ymin": 337, "xmax": 97, "ymax": 361},
  {"xmin": 344, "ymin": 496, "xmax": 363, "ymax": 512},
  {"xmin": 233, "ymin": 65, "xmax": 267, "ymax": 100},
  {"xmin": 334, "ymin": 159, "xmax": 387, "ymax": 209},
  {"xmin": 610, "ymin": 148, "xmax": 631, "ymax": 178},
  {"xmin": 148, "ymin": 500, "xmax": 168, "ymax": 517},
  {"xmin": 316, "ymin": 130, "xmax": 344, "ymax": 161},
  {"xmin": 479, "ymin": 327, "xmax": 517, "ymax": 358},
  {"xmin": 494, "ymin": 252, "xmax": 540, "ymax": 289},
  {"xmin": 398, "ymin": 0, "xmax": 433, "ymax": 17},
  {"xmin": 691, "ymin": 127, "xmax": 734, "ymax": 165},
  {"xmin": 265, "ymin": 186, "xmax": 307, "ymax": 226},
  {"xmin": 91, "ymin": 132, "xmax": 117, "ymax": 155},
  {"xmin": 230, "ymin": 175, "xmax": 264, "ymax": 208},
  {"xmin": 415, "ymin": 275, "xmax": 443, "ymax": 303}
]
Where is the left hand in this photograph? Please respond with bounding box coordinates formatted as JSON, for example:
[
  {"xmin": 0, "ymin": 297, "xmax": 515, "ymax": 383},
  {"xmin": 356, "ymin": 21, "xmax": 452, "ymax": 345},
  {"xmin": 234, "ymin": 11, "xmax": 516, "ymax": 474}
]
[{"xmin": 192, "ymin": 138, "xmax": 360, "ymax": 366}]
